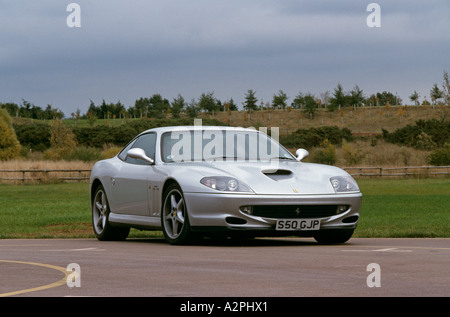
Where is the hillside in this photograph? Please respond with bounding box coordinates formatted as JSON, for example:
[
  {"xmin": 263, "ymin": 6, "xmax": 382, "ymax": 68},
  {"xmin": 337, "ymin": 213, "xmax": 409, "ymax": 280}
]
[
  {"xmin": 8, "ymin": 105, "xmax": 450, "ymax": 168},
  {"xmin": 198, "ymin": 105, "xmax": 449, "ymax": 136},
  {"xmin": 12, "ymin": 104, "xmax": 448, "ymax": 136}
]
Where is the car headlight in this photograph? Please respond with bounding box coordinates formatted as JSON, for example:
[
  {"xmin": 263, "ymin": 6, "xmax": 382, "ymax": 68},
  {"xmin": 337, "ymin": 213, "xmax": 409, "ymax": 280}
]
[
  {"xmin": 200, "ymin": 177, "xmax": 253, "ymax": 193},
  {"xmin": 330, "ymin": 176, "xmax": 359, "ymax": 193}
]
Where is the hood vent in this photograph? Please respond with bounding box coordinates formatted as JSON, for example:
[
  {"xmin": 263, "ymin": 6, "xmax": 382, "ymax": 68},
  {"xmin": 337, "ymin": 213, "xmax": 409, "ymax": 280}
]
[{"xmin": 261, "ymin": 169, "xmax": 293, "ymax": 181}]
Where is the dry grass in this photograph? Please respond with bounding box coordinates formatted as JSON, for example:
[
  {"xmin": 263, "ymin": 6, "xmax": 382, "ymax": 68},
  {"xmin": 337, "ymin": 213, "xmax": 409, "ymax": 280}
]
[
  {"xmin": 0, "ymin": 159, "xmax": 94, "ymax": 170},
  {"xmin": 0, "ymin": 141, "xmax": 434, "ymax": 176},
  {"xmin": 0, "ymin": 160, "xmax": 94, "ymax": 184},
  {"xmin": 336, "ymin": 139, "xmax": 431, "ymax": 167},
  {"xmin": 205, "ymin": 105, "xmax": 449, "ymax": 136},
  {"xmin": 287, "ymin": 139, "xmax": 431, "ymax": 168},
  {"xmin": 203, "ymin": 105, "xmax": 445, "ymax": 168}
]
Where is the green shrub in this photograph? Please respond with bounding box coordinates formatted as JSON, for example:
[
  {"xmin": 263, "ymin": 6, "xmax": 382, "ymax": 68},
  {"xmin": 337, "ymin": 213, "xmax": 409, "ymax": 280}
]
[
  {"xmin": 43, "ymin": 147, "xmax": 73, "ymax": 161},
  {"xmin": 13, "ymin": 123, "xmax": 51, "ymax": 151},
  {"xmin": 415, "ymin": 132, "xmax": 437, "ymax": 150},
  {"xmin": 383, "ymin": 119, "xmax": 450, "ymax": 149},
  {"xmin": 428, "ymin": 144, "xmax": 450, "ymax": 166},
  {"xmin": 342, "ymin": 140, "xmax": 364, "ymax": 166},
  {"xmin": 101, "ymin": 146, "xmax": 122, "ymax": 159},
  {"xmin": 312, "ymin": 140, "xmax": 337, "ymax": 165},
  {"xmin": 0, "ymin": 109, "xmax": 21, "ymax": 160},
  {"xmin": 72, "ymin": 117, "xmax": 228, "ymax": 147},
  {"xmin": 280, "ymin": 126, "xmax": 353, "ymax": 149},
  {"xmin": 68, "ymin": 147, "xmax": 103, "ymax": 162}
]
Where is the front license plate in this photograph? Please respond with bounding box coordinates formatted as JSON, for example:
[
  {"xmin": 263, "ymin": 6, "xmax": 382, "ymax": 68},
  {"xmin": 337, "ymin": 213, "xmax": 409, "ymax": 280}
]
[{"xmin": 276, "ymin": 219, "xmax": 321, "ymax": 231}]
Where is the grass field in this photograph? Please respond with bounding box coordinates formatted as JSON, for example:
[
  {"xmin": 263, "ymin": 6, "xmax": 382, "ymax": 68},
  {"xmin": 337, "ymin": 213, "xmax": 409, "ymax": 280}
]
[
  {"xmin": 355, "ymin": 178, "xmax": 450, "ymax": 238},
  {"xmin": 0, "ymin": 178, "xmax": 449, "ymax": 239}
]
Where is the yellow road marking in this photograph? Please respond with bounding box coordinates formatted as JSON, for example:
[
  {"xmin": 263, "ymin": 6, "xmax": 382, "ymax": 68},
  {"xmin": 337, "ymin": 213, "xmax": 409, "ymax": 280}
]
[{"xmin": 0, "ymin": 260, "xmax": 70, "ymax": 297}]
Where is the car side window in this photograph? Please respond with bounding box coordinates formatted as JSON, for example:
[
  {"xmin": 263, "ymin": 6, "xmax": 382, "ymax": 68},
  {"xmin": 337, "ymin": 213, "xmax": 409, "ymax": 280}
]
[
  {"xmin": 124, "ymin": 133, "xmax": 157, "ymax": 165},
  {"xmin": 118, "ymin": 139, "xmax": 136, "ymax": 161}
]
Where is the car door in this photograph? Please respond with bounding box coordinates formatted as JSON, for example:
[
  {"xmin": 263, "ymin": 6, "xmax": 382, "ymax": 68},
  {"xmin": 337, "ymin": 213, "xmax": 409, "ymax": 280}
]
[{"xmin": 111, "ymin": 133, "xmax": 157, "ymax": 216}]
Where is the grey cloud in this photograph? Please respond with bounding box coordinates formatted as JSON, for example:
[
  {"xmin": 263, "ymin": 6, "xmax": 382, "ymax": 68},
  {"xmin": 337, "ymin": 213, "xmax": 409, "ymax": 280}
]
[{"xmin": 0, "ymin": 0, "xmax": 449, "ymax": 114}]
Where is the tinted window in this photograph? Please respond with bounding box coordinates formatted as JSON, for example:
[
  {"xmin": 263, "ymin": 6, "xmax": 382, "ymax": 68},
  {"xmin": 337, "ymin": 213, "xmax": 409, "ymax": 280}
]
[
  {"xmin": 161, "ymin": 130, "xmax": 294, "ymax": 163},
  {"xmin": 124, "ymin": 133, "xmax": 157, "ymax": 165},
  {"xmin": 118, "ymin": 139, "xmax": 136, "ymax": 161}
]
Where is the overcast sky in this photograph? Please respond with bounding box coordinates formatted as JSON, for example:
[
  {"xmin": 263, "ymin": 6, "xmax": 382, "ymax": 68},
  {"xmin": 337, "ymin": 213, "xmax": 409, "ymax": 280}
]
[{"xmin": 1, "ymin": 0, "xmax": 449, "ymax": 116}]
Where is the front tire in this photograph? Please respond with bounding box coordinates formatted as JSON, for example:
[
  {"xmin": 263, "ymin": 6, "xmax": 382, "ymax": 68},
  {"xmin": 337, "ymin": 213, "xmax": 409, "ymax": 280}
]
[
  {"xmin": 161, "ymin": 183, "xmax": 194, "ymax": 245},
  {"xmin": 92, "ymin": 185, "xmax": 130, "ymax": 241}
]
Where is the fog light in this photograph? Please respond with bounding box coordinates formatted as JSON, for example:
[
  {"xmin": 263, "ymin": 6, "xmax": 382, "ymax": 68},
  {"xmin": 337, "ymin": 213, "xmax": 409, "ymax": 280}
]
[
  {"xmin": 336, "ymin": 205, "xmax": 349, "ymax": 214},
  {"xmin": 240, "ymin": 206, "xmax": 253, "ymax": 215}
]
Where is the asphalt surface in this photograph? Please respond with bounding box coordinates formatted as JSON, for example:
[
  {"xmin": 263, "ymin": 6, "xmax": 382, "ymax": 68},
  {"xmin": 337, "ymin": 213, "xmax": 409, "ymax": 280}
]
[{"xmin": 0, "ymin": 238, "xmax": 449, "ymax": 297}]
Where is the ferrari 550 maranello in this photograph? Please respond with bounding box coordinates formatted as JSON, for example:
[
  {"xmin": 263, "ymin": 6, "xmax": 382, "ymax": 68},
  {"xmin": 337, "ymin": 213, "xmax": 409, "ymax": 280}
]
[{"xmin": 89, "ymin": 125, "xmax": 362, "ymax": 245}]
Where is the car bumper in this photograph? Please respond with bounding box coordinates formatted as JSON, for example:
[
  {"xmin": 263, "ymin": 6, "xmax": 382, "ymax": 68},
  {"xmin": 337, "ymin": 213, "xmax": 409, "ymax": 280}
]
[{"xmin": 183, "ymin": 192, "xmax": 362, "ymax": 235}]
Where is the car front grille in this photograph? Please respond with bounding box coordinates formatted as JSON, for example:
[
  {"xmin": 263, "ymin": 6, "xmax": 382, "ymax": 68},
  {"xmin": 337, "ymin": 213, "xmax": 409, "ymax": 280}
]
[{"xmin": 250, "ymin": 205, "xmax": 343, "ymax": 219}]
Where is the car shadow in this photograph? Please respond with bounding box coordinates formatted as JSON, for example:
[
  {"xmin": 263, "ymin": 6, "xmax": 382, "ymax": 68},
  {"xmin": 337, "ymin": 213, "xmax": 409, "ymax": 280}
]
[{"xmin": 125, "ymin": 237, "xmax": 333, "ymax": 247}]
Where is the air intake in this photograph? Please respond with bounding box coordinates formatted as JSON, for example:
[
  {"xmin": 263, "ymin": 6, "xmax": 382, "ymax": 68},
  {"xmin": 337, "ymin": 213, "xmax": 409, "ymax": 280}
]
[{"xmin": 261, "ymin": 169, "xmax": 293, "ymax": 181}]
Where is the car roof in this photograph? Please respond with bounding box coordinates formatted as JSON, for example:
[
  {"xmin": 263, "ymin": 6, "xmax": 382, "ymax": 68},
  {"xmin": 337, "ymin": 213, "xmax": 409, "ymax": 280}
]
[{"xmin": 139, "ymin": 125, "xmax": 260, "ymax": 135}]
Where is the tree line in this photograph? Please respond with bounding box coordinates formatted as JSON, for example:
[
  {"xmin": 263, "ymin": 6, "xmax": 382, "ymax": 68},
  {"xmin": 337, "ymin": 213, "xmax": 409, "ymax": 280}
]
[
  {"xmin": 0, "ymin": 100, "xmax": 64, "ymax": 120},
  {"xmin": 2, "ymin": 71, "xmax": 449, "ymax": 121}
]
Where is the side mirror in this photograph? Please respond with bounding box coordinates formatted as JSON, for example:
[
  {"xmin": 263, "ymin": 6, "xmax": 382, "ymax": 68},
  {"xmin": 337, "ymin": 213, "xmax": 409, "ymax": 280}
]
[
  {"xmin": 295, "ymin": 149, "xmax": 309, "ymax": 162},
  {"xmin": 127, "ymin": 148, "xmax": 154, "ymax": 164}
]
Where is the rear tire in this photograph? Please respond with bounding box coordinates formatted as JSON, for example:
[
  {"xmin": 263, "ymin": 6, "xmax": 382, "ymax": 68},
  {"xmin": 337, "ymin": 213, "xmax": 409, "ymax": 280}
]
[
  {"xmin": 313, "ymin": 229, "xmax": 354, "ymax": 244},
  {"xmin": 92, "ymin": 185, "xmax": 130, "ymax": 241}
]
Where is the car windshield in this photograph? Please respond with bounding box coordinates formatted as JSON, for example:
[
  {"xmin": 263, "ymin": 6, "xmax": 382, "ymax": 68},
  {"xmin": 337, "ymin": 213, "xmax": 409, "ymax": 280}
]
[{"xmin": 161, "ymin": 130, "xmax": 295, "ymax": 163}]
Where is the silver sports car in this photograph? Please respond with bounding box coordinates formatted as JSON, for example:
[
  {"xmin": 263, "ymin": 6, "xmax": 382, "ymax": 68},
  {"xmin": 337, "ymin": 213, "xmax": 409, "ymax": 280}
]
[{"xmin": 90, "ymin": 125, "xmax": 362, "ymax": 245}]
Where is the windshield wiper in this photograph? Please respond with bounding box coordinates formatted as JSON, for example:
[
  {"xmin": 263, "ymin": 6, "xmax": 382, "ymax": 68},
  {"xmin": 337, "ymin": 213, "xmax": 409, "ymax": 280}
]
[
  {"xmin": 270, "ymin": 156, "xmax": 295, "ymax": 161},
  {"xmin": 206, "ymin": 156, "xmax": 243, "ymax": 161}
]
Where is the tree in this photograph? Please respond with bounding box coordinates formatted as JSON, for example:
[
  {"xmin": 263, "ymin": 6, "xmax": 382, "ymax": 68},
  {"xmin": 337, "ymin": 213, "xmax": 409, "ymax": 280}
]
[
  {"xmin": 244, "ymin": 89, "xmax": 258, "ymax": 111},
  {"xmin": 319, "ymin": 91, "xmax": 330, "ymax": 108},
  {"xmin": 349, "ymin": 85, "xmax": 365, "ymax": 108},
  {"xmin": 1, "ymin": 100, "xmax": 63, "ymax": 120},
  {"xmin": 303, "ymin": 93, "xmax": 318, "ymax": 119},
  {"xmin": 18, "ymin": 99, "xmax": 32, "ymax": 118},
  {"xmin": 186, "ymin": 98, "xmax": 199, "ymax": 118},
  {"xmin": 198, "ymin": 92, "xmax": 219, "ymax": 114},
  {"xmin": 50, "ymin": 121, "xmax": 77, "ymax": 149},
  {"xmin": 109, "ymin": 101, "xmax": 126, "ymax": 118},
  {"xmin": 1, "ymin": 102, "xmax": 19, "ymax": 117},
  {"xmin": 148, "ymin": 94, "xmax": 170, "ymax": 118},
  {"xmin": 272, "ymin": 90, "xmax": 288, "ymax": 109},
  {"xmin": 409, "ymin": 91, "xmax": 420, "ymax": 105},
  {"xmin": 328, "ymin": 83, "xmax": 347, "ymax": 111},
  {"xmin": 224, "ymin": 98, "xmax": 237, "ymax": 111},
  {"xmin": 375, "ymin": 91, "xmax": 401, "ymax": 106},
  {"xmin": 442, "ymin": 70, "xmax": 450, "ymax": 106},
  {"xmin": 133, "ymin": 97, "xmax": 150, "ymax": 118},
  {"xmin": 291, "ymin": 93, "xmax": 305, "ymax": 109},
  {"xmin": 430, "ymin": 83, "xmax": 443, "ymax": 105},
  {"xmin": 0, "ymin": 108, "xmax": 21, "ymax": 160},
  {"xmin": 171, "ymin": 94, "xmax": 185, "ymax": 118},
  {"xmin": 44, "ymin": 120, "xmax": 78, "ymax": 160}
]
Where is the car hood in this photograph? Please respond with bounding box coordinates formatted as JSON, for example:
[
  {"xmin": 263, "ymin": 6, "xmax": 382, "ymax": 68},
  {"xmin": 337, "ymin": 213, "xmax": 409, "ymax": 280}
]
[{"xmin": 194, "ymin": 160, "xmax": 348, "ymax": 195}]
